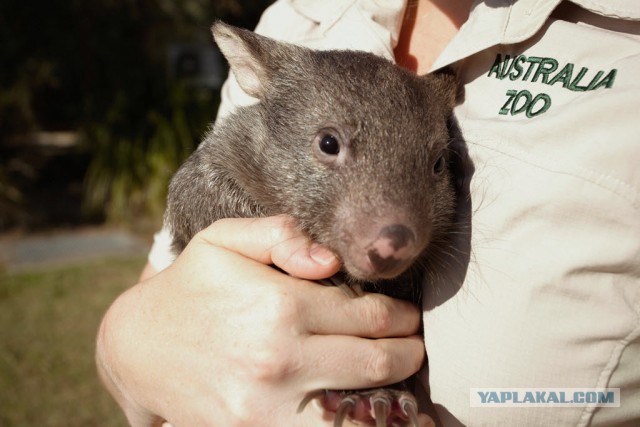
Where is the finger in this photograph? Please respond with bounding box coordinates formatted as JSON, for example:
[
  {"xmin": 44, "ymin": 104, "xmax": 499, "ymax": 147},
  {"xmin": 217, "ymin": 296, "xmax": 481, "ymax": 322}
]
[
  {"xmin": 187, "ymin": 216, "xmax": 421, "ymax": 337},
  {"xmin": 301, "ymin": 335, "xmax": 425, "ymax": 390},
  {"xmin": 192, "ymin": 216, "xmax": 341, "ymax": 280},
  {"xmin": 297, "ymin": 284, "xmax": 421, "ymax": 338}
]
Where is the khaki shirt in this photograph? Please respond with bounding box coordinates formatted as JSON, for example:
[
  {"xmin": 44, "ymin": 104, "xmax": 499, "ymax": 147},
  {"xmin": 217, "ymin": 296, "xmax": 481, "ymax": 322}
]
[{"xmin": 150, "ymin": 1, "xmax": 640, "ymax": 424}]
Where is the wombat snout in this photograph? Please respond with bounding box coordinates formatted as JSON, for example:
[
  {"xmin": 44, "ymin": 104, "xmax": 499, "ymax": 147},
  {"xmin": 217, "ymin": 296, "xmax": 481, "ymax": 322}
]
[{"xmin": 365, "ymin": 224, "xmax": 418, "ymax": 279}]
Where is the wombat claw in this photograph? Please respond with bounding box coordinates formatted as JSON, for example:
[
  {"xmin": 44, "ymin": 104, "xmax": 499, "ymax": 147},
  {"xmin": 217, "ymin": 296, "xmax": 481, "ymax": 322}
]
[
  {"xmin": 399, "ymin": 395, "xmax": 420, "ymax": 427},
  {"xmin": 334, "ymin": 395, "xmax": 358, "ymax": 427},
  {"xmin": 318, "ymin": 274, "xmax": 364, "ymax": 298},
  {"xmin": 372, "ymin": 391, "xmax": 392, "ymax": 427},
  {"xmin": 299, "ymin": 389, "xmax": 420, "ymax": 427}
]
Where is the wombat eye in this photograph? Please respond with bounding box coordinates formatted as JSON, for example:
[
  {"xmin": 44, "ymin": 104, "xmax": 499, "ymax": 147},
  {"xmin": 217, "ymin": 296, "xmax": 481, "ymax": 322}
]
[
  {"xmin": 433, "ymin": 154, "xmax": 446, "ymax": 175},
  {"xmin": 319, "ymin": 134, "xmax": 340, "ymax": 155}
]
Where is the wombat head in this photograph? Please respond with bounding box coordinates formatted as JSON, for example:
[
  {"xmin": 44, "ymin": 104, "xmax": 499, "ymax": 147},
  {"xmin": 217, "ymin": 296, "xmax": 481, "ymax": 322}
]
[{"xmin": 213, "ymin": 22, "xmax": 459, "ymax": 282}]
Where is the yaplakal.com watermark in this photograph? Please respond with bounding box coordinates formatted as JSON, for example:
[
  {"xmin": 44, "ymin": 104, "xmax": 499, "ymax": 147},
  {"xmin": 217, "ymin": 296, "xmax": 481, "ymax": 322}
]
[{"xmin": 470, "ymin": 388, "xmax": 620, "ymax": 408}]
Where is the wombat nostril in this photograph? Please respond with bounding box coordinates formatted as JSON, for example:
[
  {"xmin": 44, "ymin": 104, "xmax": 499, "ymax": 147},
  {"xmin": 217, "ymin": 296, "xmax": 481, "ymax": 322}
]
[
  {"xmin": 364, "ymin": 224, "xmax": 417, "ymax": 277},
  {"xmin": 367, "ymin": 248, "xmax": 403, "ymax": 276},
  {"xmin": 379, "ymin": 224, "xmax": 415, "ymax": 250}
]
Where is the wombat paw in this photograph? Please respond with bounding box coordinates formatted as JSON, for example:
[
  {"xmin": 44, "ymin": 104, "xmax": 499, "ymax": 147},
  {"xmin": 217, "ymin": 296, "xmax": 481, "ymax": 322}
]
[{"xmin": 298, "ymin": 388, "xmax": 420, "ymax": 427}]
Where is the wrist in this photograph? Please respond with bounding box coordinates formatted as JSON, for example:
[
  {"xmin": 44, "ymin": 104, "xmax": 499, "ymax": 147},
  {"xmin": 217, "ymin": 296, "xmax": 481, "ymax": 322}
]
[{"xmin": 96, "ymin": 290, "xmax": 163, "ymax": 427}]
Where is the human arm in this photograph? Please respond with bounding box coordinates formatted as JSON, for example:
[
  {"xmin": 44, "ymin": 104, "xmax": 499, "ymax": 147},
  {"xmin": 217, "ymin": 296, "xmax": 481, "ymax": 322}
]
[
  {"xmin": 137, "ymin": 262, "xmax": 158, "ymax": 282},
  {"xmin": 96, "ymin": 216, "xmax": 432, "ymax": 427}
]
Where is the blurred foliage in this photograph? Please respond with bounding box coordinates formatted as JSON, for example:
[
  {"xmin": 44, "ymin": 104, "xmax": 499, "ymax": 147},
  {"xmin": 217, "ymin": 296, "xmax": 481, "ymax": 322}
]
[
  {"xmin": 82, "ymin": 84, "xmax": 217, "ymax": 226},
  {"xmin": 0, "ymin": 0, "xmax": 273, "ymax": 230}
]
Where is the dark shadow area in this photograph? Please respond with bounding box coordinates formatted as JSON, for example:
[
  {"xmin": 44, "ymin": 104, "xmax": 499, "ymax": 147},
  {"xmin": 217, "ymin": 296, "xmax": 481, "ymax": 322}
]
[
  {"xmin": 0, "ymin": 140, "xmax": 100, "ymax": 230},
  {"xmin": 0, "ymin": 0, "xmax": 274, "ymax": 233},
  {"xmin": 420, "ymin": 116, "xmax": 473, "ymax": 427},
  {"xmin": 423, "ymin": 116, "xmax": 474, "ymax": 311}
]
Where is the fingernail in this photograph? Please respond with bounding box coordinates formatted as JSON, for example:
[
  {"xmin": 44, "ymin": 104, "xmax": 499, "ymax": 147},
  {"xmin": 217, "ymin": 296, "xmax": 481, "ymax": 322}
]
[{"xmin": 309, "ymin": 243, "xmax": 337, "ymax": 265}]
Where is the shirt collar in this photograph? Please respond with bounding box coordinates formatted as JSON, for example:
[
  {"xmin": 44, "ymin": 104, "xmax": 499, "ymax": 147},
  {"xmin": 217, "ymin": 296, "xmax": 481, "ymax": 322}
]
[
  {"xmin": 290, "ymin": 0, "xmax": 407, "ymax": 45},
  {"xmin": 433, "ymin": 0, "xmax": 640, "ymax": 70},
  {"xmin": 289, "ymin": 0, "xmax": 640, "ymax": 72},
  {"xmin": 570, "ymin": 0, "xmax": 640, "ymax": 20},
  {"xmin": 432, "ymin": 0, "xmax": 562, "ymax": 70}
]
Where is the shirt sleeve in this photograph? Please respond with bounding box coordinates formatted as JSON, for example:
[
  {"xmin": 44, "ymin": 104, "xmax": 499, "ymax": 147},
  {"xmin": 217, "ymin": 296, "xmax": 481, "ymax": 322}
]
[{"xmin": 147, "ymin": 227, "xmax": 176, "ymax": 272}]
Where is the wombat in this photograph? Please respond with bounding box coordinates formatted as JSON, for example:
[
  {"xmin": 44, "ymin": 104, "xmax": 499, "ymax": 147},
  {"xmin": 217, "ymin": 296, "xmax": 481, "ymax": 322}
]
[{"xmin": 164, "ymin": 22, "xmax": 460, "ymax": 427}]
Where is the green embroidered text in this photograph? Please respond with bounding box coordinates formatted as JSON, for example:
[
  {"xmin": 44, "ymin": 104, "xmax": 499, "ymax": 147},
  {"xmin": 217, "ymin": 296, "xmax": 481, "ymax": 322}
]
[
  {"xmin": 488, "ymin": 54, "xmax": 617, "ymax": 91},
  {"xmin": 488, "ymin": 53, "xmax": 617, "ymax": 118}
]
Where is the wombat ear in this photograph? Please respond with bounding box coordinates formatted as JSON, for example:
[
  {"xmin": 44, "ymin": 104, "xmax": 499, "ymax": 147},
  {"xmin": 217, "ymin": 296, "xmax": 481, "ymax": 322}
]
[
  {"xmin": 427, "ymin": 67, "xmax": 462, "ymax": 109},
  {"xmin": 212, "ymin": 21, "xmax": 284, "ymax": 99}
]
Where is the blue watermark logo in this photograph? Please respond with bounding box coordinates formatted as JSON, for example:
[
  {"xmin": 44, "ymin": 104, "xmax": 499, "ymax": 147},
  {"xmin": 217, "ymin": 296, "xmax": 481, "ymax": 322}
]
[{"xmin": 470, "ymin": 388, "xmax": 620, "ymax": 408}]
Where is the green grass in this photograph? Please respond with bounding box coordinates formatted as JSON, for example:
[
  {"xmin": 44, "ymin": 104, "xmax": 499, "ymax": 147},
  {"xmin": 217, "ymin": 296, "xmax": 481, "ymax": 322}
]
[{"xmin": 0, "ymin": 256, "xmax": 147, "ymax": 427}]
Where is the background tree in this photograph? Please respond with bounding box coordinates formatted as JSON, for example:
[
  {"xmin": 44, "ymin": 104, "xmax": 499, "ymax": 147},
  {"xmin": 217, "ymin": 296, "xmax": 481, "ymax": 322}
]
[{"xmin": 0, "ymin": 0, "xmax": 273, "ymax": 230}]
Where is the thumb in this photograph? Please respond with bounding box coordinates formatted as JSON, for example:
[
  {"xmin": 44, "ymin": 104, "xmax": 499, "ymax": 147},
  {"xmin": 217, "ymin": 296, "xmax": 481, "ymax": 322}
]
[{"xmin": 191, "ymin": 215, "xmax": 342, "ymax": 280}]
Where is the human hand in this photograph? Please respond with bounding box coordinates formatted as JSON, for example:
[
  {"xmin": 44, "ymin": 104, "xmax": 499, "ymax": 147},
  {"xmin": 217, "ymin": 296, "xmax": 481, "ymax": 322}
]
[{"xmin": 97, "ymin": 215, "xmax": 431, "ymax": 426}]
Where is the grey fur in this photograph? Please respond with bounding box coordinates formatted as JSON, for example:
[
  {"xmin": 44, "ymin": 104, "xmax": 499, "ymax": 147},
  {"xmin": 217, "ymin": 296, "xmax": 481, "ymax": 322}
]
[{"xmin": 165, "ymin": 22, "xmax": 459, "ymax": 297}]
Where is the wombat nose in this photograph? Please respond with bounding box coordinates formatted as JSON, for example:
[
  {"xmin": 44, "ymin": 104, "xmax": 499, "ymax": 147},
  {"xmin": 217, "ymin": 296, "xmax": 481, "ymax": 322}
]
[
  {"xmin": 366, "ymin": 224, "xmax": 417, "ymax": 277},
  {"xmin": 380, "ymin": 224, "xmax": 415, "ymax": 249}
]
